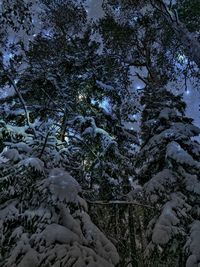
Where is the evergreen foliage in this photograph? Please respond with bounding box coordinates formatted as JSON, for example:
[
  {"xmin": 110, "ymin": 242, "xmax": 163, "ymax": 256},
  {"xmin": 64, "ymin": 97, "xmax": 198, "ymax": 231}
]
[
  {"xmin": 0, "ymin": 0, "xmax": 200, "ymax": 266},
  {"xmin": 0, "ymin": 123, "xmax": 119, "ymax": 267},
  {"xmin": 137, "ymin": 85, "xmax": 200, "ymax": 266}
]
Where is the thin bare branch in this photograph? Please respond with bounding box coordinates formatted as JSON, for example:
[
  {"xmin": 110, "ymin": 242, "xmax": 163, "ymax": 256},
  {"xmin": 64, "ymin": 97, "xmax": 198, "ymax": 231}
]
[{"xmin": 87, "ymin": 200, "xmax": 154, "ymax": 209}]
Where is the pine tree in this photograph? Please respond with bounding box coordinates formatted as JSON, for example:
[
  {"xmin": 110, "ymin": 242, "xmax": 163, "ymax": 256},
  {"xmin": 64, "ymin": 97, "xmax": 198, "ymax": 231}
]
[
  {"xmin": 0, "ymin": 1, "xmax": 139, "ymax": 266},
  {"xmin": 15, "ymin": 0, "xmax": 139, "ymax": 199},
  {"xmin": 0, "ymin": 122, "xmax": 120, "ymax": 267},
  {"xmin": 137, "ymin": 84, "xmax": 200, "ymax": 266}
]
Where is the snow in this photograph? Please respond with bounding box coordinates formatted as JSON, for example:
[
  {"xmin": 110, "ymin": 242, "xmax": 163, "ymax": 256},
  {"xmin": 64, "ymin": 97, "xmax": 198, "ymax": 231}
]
[
  {"xmin": 39, "ymin": 223, "xmax": 81, "ymax": 245},
  {"xmin": 10, "ymin": 226, "xmax": 24, "ymax": 240},
  {"xmin": 77, "ymin": 195, "xmax": 88, "ymax": 211},
  {"xmin": 7, "ymin": 142, "xmax": 31, "ymax": 153},
  {"xmin": 59, "ymin": 205, "xmax": 85, "ymax": 240},
  {"xmin": 4, "ymin": 233, "xmax": 34, "ymax": 267},
  {"xmin": 183, "ymin": 172, "xmax": 200, "ymax": 195},
  {"xmin": 80, "ymin": 212, "xmax": 120, "ymax": 265},
  {"xmin": 19, "ymin": 157, "xmax": 44, "ymax": 173},
  {"xmin": 0, "ymin": 85, "xmax": 15, "ymax": 99},
  {"xmin": 0, "ymin": 201, "xmax": 19, "ymax": 242},
  {"xmin": 183, "ymin": 139, "xmax": 200, "ymax": 157},
  {"xmin": 0, "ymin": 200, "xmax": 19, "ymax": 223},
  {"xmin": 185, "ymin": 221, "xmax": 200, "ymax": 267},
  {"xmin": 139, "ymin": 123, "xmax": 200, "ymax": 164},
  {"xmin": 14, "ymin": 207, "xmax": 119, "ymax": 266},
  {"xmin": 86, "ymin": 0, "xmax": 104, "ymax": 20},
  {"xmin": 47, "ymin": 168, "xmax": 81, "ymax": 203},
  {"xmin": 166, "ymin": 141, "xmax": 200, "ymax": 169},
  {"xmin": 0, "ymin": 163, "xmax": 119, "ymax": 267},
  {"xmin": 0, "ymin": 147, "xmax": 21, "ymax": 162},
  {"xmin": 0, "ymin": 155, "xmax": 9, "ymax": 163},
  {"xmin": 151, "ymin": 193, "xmax": 191, "ymax": 245},
  {"xmin": 72, "ymin": 116, "xmax": 116, "ymax": 152},
  {"xmin": 144, "ymin": 169, "xmax": 177, "ymax": 200},
  {"xmin": 6, "ymin": 125, "xmax": 29, "ymax": 137},
  {"xmin": 18, "ymin": 249, "xmax": 39, "ymax": 267},
  {"xmin": 159, "ymin": 107, "xmax": 176, "ymax": 120},
  {"xmin": 96, "ymin": 80, "xmax": 114, "ymax": 91}
]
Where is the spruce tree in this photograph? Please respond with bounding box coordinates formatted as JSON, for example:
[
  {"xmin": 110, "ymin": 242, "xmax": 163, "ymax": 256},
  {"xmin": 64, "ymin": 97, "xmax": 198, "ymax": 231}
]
[
  {"xmin": 0, "ymin": 1, "xmax": 138, "ymax": 266},
  {"xmin": 0, "ymin": 122, "xmax": 119, "ymax": 267},
  {"xmin": 137, "ymin": 84, "xmax": 200, "ymax": 266}
]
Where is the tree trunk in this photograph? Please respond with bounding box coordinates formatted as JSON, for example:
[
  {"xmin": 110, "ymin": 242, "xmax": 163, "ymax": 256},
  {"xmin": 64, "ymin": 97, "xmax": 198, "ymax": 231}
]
[
  {"xmin": 128, "ymin": 205, "xmax": 138, "ymax": 267},
  {"xmin": 59, "ymin": 107, "xmax": 68, "ymax": 142}
]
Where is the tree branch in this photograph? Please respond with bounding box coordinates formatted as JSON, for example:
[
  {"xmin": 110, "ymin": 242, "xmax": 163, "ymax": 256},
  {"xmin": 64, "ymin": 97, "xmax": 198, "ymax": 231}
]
[
  {"xmin": 87, "ymin": 200, "xmax": 154, "ymax": 209},
  {"xmin": 0, "ymin": 61, "xmax": 37, "ymax": 137}
]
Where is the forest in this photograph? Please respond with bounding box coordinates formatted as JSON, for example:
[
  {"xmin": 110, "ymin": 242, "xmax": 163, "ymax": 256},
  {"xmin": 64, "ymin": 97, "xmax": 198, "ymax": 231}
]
[{"xmin": 0, "ymin": 0, "xmax": 200, "ymax": 266}]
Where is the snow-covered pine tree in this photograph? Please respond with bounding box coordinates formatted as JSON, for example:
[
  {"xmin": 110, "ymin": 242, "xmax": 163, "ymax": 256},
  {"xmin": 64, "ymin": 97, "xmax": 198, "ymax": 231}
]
[
  {"xmin": 69, "ymin": 114, "xmax": 137, "ymax": 200},
  {"xmin": 21, "ymin": 2, "xmax": 137, "ymax": 241},
  {"xmin": 137, "ymin": 84, "xmax": 200, "ymax": 266},
  {"xmin": 0, "ymin": 122, "xmax": 119, "ymax": 267},
  {"xmin": 0, "ymin": 2, "xmax": 140, "ymax": 265}
]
